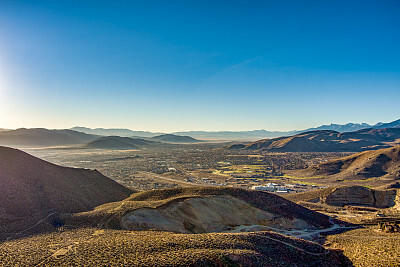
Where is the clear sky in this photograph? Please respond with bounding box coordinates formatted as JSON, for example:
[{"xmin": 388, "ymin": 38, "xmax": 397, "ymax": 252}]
[{"xmin": 0, "ymin": 0, "xmax": 399, "ymax": 132}]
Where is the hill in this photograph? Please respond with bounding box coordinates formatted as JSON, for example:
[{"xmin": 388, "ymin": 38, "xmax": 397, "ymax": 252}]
[
  {"xmin": 68, "ymin": 187, "xmax": 332, "ymax": 233},
  {"xmin": 0, "ymin": 146, "xmax": 132, "ymax": 225},
  {"xmin": 0, "ymin": 128, "xmax": 99, "ymax": 147},
  {"xmin": 82, "ymin": 136, "xmax": 159, "ymax": 150},
  {"xmin": 235, "ymin": 128, "xmax": 400, "ymax": 152},
  {"xmin": 299, "ymin": 145, "xmax": 400, "ymax": 180},
  {"xmin": 150, "ymin": 134, "xmax": 203, "ymax": 143}
]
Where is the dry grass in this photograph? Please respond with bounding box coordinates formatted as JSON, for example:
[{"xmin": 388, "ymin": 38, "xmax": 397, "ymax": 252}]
[
  {"xmin": 0, "ymin": 227, "xmax": 350, "ymax": 266},
  {"xmin": 325, "ymin": 226, "xmax": 400, "ymax": 266}
]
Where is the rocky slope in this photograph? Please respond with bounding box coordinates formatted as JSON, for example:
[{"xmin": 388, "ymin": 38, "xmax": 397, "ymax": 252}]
[{"xmin": 286, "ymin": 185, "xmax": 399, "ymax": 209}]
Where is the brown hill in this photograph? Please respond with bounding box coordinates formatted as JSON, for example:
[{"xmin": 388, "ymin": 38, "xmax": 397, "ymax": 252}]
[
  {"xmin": 0, "ymin": 128, "xmax": 99, "ymax": 147},
  {"xmin": 238, "ymin": 128, "xmax": 400, "ymax": 152},
  {"xmin": 299, "ymin": 145, "xmax": 400, "ymax": 180},
  {"xmin": 0, "ymin": 146, "xmax": 133, "ymax": 219},
  {"xmin": 68, "ymin": 187, "xmax": 333, "ymax": 233}
]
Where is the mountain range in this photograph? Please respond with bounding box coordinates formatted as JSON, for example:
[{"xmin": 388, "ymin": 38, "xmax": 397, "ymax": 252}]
[
  {"xmin": 227, "ymin": 127, "xmax": 400, "ymax": 152},
  {"xmin": 0, "ymin": 119, "xmax": 399, "ymax": 148},
  {"xmin": 0, "ymin": 129, "xmax": 203, "ymax": 148},
  {"xmin": 0, "ymin": 128, "xmax": 99, "ymax": 147},
  {"xmin": 71, "ymin": 119, "xmax": 400, "ymax": 140}
]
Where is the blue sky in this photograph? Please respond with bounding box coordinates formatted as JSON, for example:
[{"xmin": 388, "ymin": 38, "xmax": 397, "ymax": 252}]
[{"xmin": 0, "ymin": 0, "xmax": 399, "ymax": 131}]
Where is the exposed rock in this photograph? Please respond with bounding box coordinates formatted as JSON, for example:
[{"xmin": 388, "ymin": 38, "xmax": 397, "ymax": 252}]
[
  {"xmin": 121, "ymin": 195, "xmax": 316, "ymax": 233},
  {"xmin": 287, "ymin": 186, "xmax": 399, "ymax": 209}
]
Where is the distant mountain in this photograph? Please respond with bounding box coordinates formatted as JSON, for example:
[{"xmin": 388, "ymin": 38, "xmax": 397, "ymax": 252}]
[
  {"xmin": 0, "ymin": 146, "xmax": 132, "ymax": 219},
  {"xmin": 299, "ymin": 119, "xmax": 400, "ymax": 133},
  {"xmin": 0, "ymin": 128, "xmax": 99, "ymax": 147},
  {"xmin": 82, "ymin": 136, "xmax": 159, "ymax": 150},
  {"xmin": 68, "ymin": 119, "xmax": 400, "ymax": 141},
  {"xmin": 150, "ymin": 134, "xmax": 203, "ymax": 143},
  {"xmin": 227, "ymin": 128, "xmax": 400, "ymax": 152},
  {"xmin": 299, "ymin": 145, "xmax": 400, "ymax": 180},
  {"xmin": 371, "ymin": 119, "xmax": 400, "ymax": 129},
  {"xmin": 71, "ymin": 127, "xmax": 162, "ymax": 137},
  {"xmin": 299, "ymin": 123, "xmax": 372, "ymax": 133},
  {"xmin": 172, "ymin": 130, "xmax": 295, "ymax": 140}
]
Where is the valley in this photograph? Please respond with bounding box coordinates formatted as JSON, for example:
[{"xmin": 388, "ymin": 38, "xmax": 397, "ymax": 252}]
[{"xmin": 24, "ymin": 144, "xmax": 349, "ymax": 191}]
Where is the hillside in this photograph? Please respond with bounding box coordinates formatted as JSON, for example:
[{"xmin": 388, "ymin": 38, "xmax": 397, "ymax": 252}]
[
  {"xmin": 299, "ymin": 145, "xmax": 400, "ymax": 180},
  {"xmin": 0, "ymin": 146, "xmax": 132, "ymax": 222},
  {"xmin": 235, "ymin": 128, "xmax": 400, "ymax": 152},
  {"xmin": 150, "ymin": 134, "xmax": 203, "ymax": 143},
  {"xmin": 0, "ymin": 228, "xmax": 350, "ymax": 266},
  {"xmin": 68, "ymin": 187, "xmax": 333, "ymax": 233},
  {"xmin": 0, "ymin": 128, "xmax": 99, "ymax": 147},
  {"xmin": 82, "ymin": 136, "xmax": 159, "ymax": 150}
]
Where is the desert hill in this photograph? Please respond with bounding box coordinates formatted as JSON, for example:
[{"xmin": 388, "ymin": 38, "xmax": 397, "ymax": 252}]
[
  {"xmin": 299, "ymin": 145, "xmax": 400, "ymax": 180},
  {"xmin": 0, "ymin": 128, "xmax": 99, "ymax": 147},
  {"xmin": 150, "ymin": 133, "xmax": 203, "ymax": 143},
  {"xmin": 0, "ymin": 146, "xmax": 132, "ymax": 219},
  {"xmin": 227, "ymin": 128, "xmax": 400, "ymax": 152},
  {"xmin": 68, "ymin": 187, "xmax": 333, "ymax": 233},
  {"xmin": 82, "ymin": 136, "xmax": 159, "ymax": 150}
]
